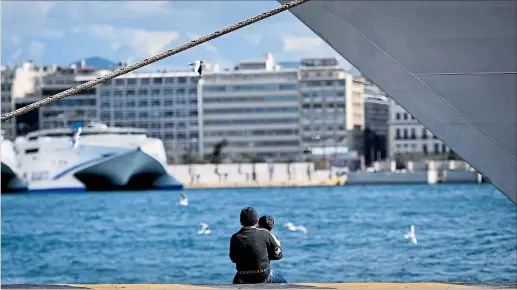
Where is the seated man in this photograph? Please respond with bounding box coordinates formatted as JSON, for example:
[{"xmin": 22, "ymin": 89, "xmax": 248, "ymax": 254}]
[{"xmin": 229, "ymin": 207, "xmax": 283, "ymax": 284}]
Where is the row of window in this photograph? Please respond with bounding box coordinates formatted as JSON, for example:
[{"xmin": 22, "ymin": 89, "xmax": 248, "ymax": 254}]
[
  {"xmin": 203, "ymin": 84, "xmax": 297, "ymax": 93},
  {"xmin": 302, "ymin": 91, "xmax": 345, "ymax": 99},
  {"xmin": 204, "ymin": 118, "xmax": 298, "ymax": 125},
  {"xmin": 46, "ymin": 99, "xmax": 96, "ymax": 107},
  {"xmin": 302, "ymin": 136, "xmax": 346, "ymax": 143},
  {"xmin": 300, "ymin": 80, "xmax": 346, "ymax": 87},
  {"xmin": 204, "ymin": 107, "xmax": 298, "ymax": 114},
  {"xmin": 301, "ymin": 115, "xmax": 346, "ymax": 122},
  {"xmin": 203, "ymin": 95, "xmax": 298, "ymax": 103},
  {"xmin": 302, "ymin": 103, "xmax": 345, "ymax": 109},
  {"xmin": 206, "ymin": 140, "xmax": 299, "ymax": 147},
  {"xmin": 395, "ymin": 112, "xmax": 416, "ymax": 121},
  {"xmin": 1, "ymin": 84, "xmax": 12, "ymax": 91},
  {"xmin": 204, "ymin": 129, "xmax": 299, "ymax": 137},
  {"xmin": 395, "ymin": 143, "xmax": 447, "ymax": 154},
  {"xmin": 100, "ymin": 99, "xmax": 197, "ymax": 108},
  {"xmin": 303, "ymin": 125, "xmax": 346, "ymax": 131},
  {"xmin": 98, "ymin": 119, "xmax": 198, "ymax": 130},
  {"xmin": 103, "ymin": 76, "xmax": 198, "ymax": 87},
  {"xmin": 395, "ymin": 128, "xmax": 437, "ymax": 140},
  {"xmin": 99, "ymin": 88, "xmax": 197, "ymax": 97},
  {"xmin": 100, "ymin": 110, "xmax": 198, "ymax": 119}
]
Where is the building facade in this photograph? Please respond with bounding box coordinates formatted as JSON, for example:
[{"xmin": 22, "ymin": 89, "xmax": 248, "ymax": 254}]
[
  {"xmin": 201, "ymin": 54, "xmax": 300, "ymax": 161},
  {"xmin": 388, "ymin": 102, "xmax": 449, "ymax": 159},
  {"xmin": 97, "ymin": 71, "xmax": 202, "ymax": 162},
  {"xmin": 298, "ymin": 57, "xmax": 365, "ymax": 156},
  {"xmin": 1, "ymin": 67, "xmax": 15, "ymax": 139},
  {"xmin": 363, "ymin": 80, "xmax": 390, "ymax": 163}
]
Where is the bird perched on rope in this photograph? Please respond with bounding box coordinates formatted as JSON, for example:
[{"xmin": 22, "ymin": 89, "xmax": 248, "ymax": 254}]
[{"xmin": 188, "ymin": 60, "xmax": 204, "ymax": 76}]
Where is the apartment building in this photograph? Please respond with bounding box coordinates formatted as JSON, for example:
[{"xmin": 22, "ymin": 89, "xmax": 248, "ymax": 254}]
[
  {"xmin": 388, "ymin": 102, "xmax": 448, "ymax": 158},
  {"xmin": 298, "ymin": 57, "xmax": 365, "ymax": 155},
  {"xmin": 201, "ymin": 54, "xmax": 300, "ymax": 161},
  {"xmin": 97, "ymin": 71, "xmax": 202, "ymax": 157},
  {"xmin": 363, "ymin": 81, "xmax": 390, "ymax": 162}
]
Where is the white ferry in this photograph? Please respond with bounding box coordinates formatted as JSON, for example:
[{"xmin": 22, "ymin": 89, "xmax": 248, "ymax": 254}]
[
  {"xmin": 14, "ymin": 122, "xmax": 183, "ymax": 193},
  {"xmin": 1, "ymin": 133, "xmax": 27, "ymax": 193}
]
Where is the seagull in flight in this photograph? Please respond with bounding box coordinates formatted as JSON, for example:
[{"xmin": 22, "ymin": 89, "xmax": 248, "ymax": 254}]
[
  {"xmin": 404, "ymin": 225, "xmax": 417, "ymax": 244},
  {"xmin": 177, "ymin": 192, "xmax": 188, "ymax": 206},
  {"xmin": 283, "ymin": 222, "xmax": 308, "ymax": 235},
  {"xmin": 198, "ymin": 222, "xmax": 211, "ymax": 235},
  {"xmin": 188, "ymin": 60, "xmax": 204, "ymax": 76}
]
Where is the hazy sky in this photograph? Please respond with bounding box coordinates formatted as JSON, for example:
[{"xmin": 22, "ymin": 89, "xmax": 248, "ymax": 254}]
[{"xmin": 1, "ymin": 1, "xmax": 352, "ymax": 71}]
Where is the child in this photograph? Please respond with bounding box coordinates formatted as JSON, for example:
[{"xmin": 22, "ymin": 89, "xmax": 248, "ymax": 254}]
[
  {"xmin": 258, "ymin": 216, "xmax": 281, "ymax": 247},
  {"xmin": 258, "ymin": 215, "xmax": 286, "ymax": 283}
]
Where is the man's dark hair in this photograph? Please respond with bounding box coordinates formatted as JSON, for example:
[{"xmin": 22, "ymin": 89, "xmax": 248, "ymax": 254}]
[
  {"xmin": 258, "ymin": 215, "xmax": 274, "ymax": 231},
  {"xmin": 240, "ymin": 207, "xmax": 258, "ymax": 226}
]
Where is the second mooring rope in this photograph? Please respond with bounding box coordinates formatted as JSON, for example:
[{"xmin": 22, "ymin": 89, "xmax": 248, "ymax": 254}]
[{"xmin": 1, "ymin": 0, "xmax": 311, "ymax": 122}]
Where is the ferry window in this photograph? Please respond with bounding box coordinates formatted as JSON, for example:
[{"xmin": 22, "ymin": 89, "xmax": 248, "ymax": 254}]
[
  {"xmin": 25, "ymin": 148, "xmax": 39, "ymax": 154},
  {"xmin": 115, "ymin": 79, "xmax": 125, "ymax": 86}
]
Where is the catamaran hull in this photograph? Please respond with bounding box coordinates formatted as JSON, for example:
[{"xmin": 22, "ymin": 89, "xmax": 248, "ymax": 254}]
[{"xmin": 22, "ymin": 147, "xmax": 182, "ymax": 193}]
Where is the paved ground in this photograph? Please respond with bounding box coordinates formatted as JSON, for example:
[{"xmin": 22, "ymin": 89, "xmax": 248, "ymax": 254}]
[{"xmin": 2, "ymin": 283, "xmax": 515, "ymax": 290}]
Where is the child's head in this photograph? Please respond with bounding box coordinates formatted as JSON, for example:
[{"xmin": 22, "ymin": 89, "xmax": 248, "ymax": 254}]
[{"xmin": 258, "ymin": 215, "xmax": 275, "ymax": 231}]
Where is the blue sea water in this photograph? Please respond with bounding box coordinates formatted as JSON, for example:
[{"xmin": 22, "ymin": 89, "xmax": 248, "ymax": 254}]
[{"xmin": 1, "ymin": 184, "xmax": 516, "ymax": 284}]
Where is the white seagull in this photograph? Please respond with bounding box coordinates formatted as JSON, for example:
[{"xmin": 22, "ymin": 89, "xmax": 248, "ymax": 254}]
[
  {"xmin": 188, "ymin": 60, "xmax": 204, "ymax": 76},
  {"xmin": 283, "ymin": 222, "xmax": 308, "ymax": 234},
  {"xmin": 198, "ymin": 222, "xmax": 211, "ymax": 235},
  {"xmin": 177, "ymin": 192, "xmax": 188, "ymax": 206},
  {"xmin": 404, "ymin": 225, "xmax": 418, "ymax": 245}
]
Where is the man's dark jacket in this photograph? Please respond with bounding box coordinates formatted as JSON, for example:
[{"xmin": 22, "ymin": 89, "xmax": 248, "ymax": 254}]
[{"xmin": 229, "ymin": 226, "xmax": 283, "ymax": 283}]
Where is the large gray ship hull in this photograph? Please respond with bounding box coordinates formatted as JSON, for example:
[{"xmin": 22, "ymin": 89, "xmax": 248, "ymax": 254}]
[{"xmin": 280, "ymin": 0, "xmax": 517, "ymax": 204}]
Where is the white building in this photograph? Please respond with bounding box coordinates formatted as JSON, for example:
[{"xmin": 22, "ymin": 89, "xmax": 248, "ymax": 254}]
[
  {"xmin": 388, "ymin": 102, "xmax": 449, "ymax": 158},
  {"xmin": 201, "ymin": 54, "xmax": 300, "ymax": 161},
  {"xmin": 298, "ymin": 57, "xmax": 365, "ymax": 155},
  {"xmin": 97, "ymin": 71, "xmax": 202, "ymax": 161}
]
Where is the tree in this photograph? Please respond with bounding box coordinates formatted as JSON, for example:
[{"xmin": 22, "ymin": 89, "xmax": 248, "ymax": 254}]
[{"xmin": 210, "ymin": 139, "xmax": 229, "ymax": 164}]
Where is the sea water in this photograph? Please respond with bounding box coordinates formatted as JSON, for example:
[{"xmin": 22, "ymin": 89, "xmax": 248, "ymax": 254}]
[{"xmin": 1, "ymin": 184, "xmax": 516, "ymax": 284}]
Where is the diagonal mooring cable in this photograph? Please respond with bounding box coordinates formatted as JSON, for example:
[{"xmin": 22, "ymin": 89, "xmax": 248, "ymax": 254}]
[{"xmin": 1, "ymin": 0, "xmax": 311, "ymax": 122}]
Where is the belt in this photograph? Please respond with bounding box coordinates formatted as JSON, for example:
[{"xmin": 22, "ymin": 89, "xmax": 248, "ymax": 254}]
[{"xmin": 237, "ymin": 267, "xmax": 269, "ymax": 275}]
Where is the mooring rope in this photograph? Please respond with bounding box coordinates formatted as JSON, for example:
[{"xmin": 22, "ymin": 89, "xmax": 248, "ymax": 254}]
[{"xmin": 1, "ymin": 0, "xmax": 311, "ymax": 122}]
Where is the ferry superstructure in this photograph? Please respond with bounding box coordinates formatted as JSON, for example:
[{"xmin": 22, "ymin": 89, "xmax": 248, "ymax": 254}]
[
  {"xmin": 1, "ymin": 133, "xmax": 27, "ymax": 193},
  {"xmin": 14, "ymin": 122, "xmax": 183, "ymax": 192}
]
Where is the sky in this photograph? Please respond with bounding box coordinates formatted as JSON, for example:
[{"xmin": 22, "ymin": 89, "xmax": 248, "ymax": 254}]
[{"xmin": 1, "ymin": 1, "xmax": 356, "ymax": 72}]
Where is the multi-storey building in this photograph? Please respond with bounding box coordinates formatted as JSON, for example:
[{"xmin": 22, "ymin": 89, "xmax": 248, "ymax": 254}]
[
  {"xmin": 388, "ymin": 102, "xmax": 449, "ymax": 159},
  {"xmin": 298, "ymin": 57, "xmax": 365, "ymax": 155},
  {"xmin": 363, "ymin": 80, "xmax": 390, "ymax": 163},
  {"xmin": 1, "ymin": 66, "xmax": 16, "ymax": 139},
  {"xmin": 201, "ymin": 54, "xmax": 300, "ymax": 161},
  {"xmin": 97, "ymin": 71, "xmax": 202, "ymax": 159}
]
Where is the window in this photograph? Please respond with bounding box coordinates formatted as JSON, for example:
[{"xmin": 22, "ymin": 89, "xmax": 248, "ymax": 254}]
[
  {"xmin": 434, "ymin": 143, "xmax": 440, "ymax": 154},
  {"xmin": 115, "ymin": 79, "xmax": 125, "ymax": 86},
  {"xmin": 153, "ymin": 78, "xmax": 162, "ymax": 85},
  {"xmin": 396, "ymin": 113, "xmax": 400, "ymax": 120},
  {"xmin": 410, "ymin": 128, "xmax": 416, "ymax": 139},
  {"xmin": 165, "ymin": 77, "xmax": 174, "ymax": 84},
  {"xmin": 127, "ymin": 79, "xmax": 137, "ymax": 85},
  {"xmin": 421, "ymin": 128, "xmax": 428, "ymax": 139},
  {"xmin": 423, "ymin": 144, "xmax": 428, "ymax": 155},
  {"xmin": 138, "ymin": 89, "xmax": 148, "ymax": 96},
  {"xmin": 442, "ymin": 144, "xmax": 447, "ymax": 153},
  {"xmin": 403, "ymin": 128, "xmax": 408, "ymax": 139},
  {"xmin": 178, "ymin": 77, "xmax": 187, "ymax": 84},
  {"xmin": 403, "ymin": 113, "xmax": 408, "ymax": 120},
  {"xmin": 140, "ymin": 78, "xmax": 150, "ymax": 85}
]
